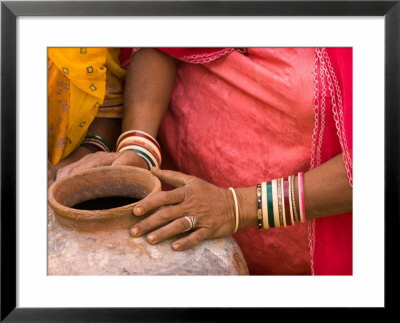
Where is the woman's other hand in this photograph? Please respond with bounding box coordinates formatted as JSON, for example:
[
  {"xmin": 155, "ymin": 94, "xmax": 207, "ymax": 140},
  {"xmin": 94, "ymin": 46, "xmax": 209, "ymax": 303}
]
[
  {"xmin": 129, "ymin": 168, "xmax": 238, "ymax": 251},
  {"xmin": 56, "ymin": 150, "xmax": 148, "ymax": 180}
]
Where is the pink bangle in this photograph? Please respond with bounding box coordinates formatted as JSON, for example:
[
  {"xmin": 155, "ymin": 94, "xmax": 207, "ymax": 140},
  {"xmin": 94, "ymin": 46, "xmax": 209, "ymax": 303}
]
[{"xmin": 298, "ymin": 172, "xmax": 306, "ymax": 223}]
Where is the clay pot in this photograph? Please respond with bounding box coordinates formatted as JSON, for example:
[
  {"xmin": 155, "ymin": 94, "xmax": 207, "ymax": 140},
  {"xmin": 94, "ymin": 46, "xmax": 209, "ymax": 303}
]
[
  {"xmin": 47, "ymin": 165, "xmax": 249, "ymax": 275},
  {"xmin": 48, "ymin": 166, "xmax": 161, "ymax": 232}
]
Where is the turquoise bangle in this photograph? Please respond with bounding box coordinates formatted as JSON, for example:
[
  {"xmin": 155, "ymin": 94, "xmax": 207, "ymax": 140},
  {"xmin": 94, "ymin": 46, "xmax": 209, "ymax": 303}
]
[
  {"xmin": 267, "ymin": 181, "xmax": 275, "ymax": 228},
  {"xmin": 128, "ymin": 148, "xmax": 154, "ymax": 169}
]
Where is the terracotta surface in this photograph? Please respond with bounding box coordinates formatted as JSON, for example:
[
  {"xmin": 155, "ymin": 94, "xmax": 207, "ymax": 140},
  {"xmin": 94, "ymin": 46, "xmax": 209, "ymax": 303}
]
[{"xmin": 47, "ymin": 166, "xmax": 249, "ymax": 275}]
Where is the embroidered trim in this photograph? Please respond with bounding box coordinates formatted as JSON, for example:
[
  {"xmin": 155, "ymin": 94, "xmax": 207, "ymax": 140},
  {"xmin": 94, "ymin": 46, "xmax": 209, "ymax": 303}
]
[
  {"xmin": 307, "ymin": 218, "xmax": 316, "ymax": 275},
  {"xmin": 121, "ymin": 48, "xmax": 247, "ymax": 68},
  {"xmin": 311, "ymin": 49, "xmax": 328, "ymax": 170},
  {"xmin": 310, "ymin": 50, "xmax": 319, "ymax": 169},
  {"xmin": 181, "ymin": 48, "xmax": 247, "ymax": 64},
  {"xmin": 308, "ymin": 48, "xmax": 325, "ymax": 276},
  {"xmin": 317, "ymin": 49, "xmax": 327, "ymax": 167},
  {"xmin": 321, "ymin": 49, "xmax": 353, "ymax": 187}
]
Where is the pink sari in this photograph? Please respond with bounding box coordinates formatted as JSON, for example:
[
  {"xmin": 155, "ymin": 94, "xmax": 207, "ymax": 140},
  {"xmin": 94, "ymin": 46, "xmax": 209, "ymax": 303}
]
[{"xmin": 121, "ymin": 48, "xmax": 352, "ymax": 275}]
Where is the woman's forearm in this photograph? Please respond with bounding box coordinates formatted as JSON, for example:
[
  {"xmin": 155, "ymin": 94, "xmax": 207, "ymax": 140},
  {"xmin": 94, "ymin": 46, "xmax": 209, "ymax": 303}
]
[
  {"xmin": 122, "ymin": 48, "xmax": 178, "ymax": 138},
  {"xmin": 234, "ymin": 153, "xmax": 352, "ymax": 229},
  {"xmin": 301, "ymin": 153, "xmax": 352, "ymax": 219}
]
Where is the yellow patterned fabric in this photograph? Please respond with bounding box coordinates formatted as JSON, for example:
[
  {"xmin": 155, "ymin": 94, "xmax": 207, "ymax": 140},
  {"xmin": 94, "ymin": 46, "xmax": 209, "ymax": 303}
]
[{"xmin": 48, "ymin": 48, "xmax": 126, "ymax": 165}]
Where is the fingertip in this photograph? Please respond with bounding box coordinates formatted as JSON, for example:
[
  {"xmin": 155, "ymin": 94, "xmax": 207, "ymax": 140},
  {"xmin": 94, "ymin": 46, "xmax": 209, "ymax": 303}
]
[
  {"xmin": 172, "ymin": 243, "xmax": 181, "ymax": 251},
  {"xmin": 130, "ymin": 226, "xmax": 139, "ymax": 236},
  {"xmin": 147, "ymin": 234, "xmax": 156, "ymax": 243},
  {"xmin": 133, "ymin": 205, "xmax": 143, "ymax": 216}
]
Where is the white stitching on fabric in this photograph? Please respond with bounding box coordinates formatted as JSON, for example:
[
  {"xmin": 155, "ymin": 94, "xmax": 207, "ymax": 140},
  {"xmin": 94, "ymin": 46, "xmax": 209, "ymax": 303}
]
[
  {"xmin": 310, "ymin": 50, "xmax": 319, "ymax": 169},
  {"xmin": 317, "ymin": 49, "xmax": 327, "ymax": 167},
  {"xmin": 308, "ymin": 48, "xmax": 323, "ymax": 276},
  {"xmin": 322, "ymin": 49, "xmax": 353, "ymax": 187},
  {"xmin": 181, "ymin": 48, "xmax": 247, "ymax": 64}
]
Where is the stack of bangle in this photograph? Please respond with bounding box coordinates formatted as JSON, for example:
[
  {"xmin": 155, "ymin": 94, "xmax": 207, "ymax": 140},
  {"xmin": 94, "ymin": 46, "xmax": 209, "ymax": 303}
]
[
  {"xmin": 116, "ymin": 130, "xmax": 162, "ymax": 169},
  {"xmin": 256, "ymin": 172, "xmax": 306, "ymax": 230},
  {"xmin": 81, "ymin": 133, "xmax": 111, "ymax": 153}
]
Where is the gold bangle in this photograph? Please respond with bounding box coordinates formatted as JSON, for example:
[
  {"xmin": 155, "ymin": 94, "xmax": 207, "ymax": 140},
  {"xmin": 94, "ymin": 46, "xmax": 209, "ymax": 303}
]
[
  {"xmin": 261, "ymin": 182, "xmax": 269, "ymax": 229},
  {"xmin": 271, "ymin": 179, "xmax": 280, "ymax": 228},
  {"xmin": 228, "ymin": 187, "xmax": 239, "ymax": 233}
]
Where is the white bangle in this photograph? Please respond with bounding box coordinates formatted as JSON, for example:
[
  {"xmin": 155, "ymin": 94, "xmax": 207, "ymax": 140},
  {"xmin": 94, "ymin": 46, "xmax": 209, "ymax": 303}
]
[{"xmin": 228, "ymin": 187, "xmax": 239, "ymax": 233}]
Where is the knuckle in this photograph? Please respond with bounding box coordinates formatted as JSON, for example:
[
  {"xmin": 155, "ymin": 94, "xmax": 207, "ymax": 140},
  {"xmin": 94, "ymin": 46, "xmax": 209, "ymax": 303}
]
[
  {"xmin": 158, "ymin": 207, "xmax": 172, "ymax": 221},
  {"xmin": 158, "ymin": 191, "xmax": 171, "ymax": 204}
]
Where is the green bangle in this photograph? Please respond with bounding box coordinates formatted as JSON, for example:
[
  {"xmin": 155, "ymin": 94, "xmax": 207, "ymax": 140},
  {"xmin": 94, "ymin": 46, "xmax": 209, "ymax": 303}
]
[
  {"xmin": 85, "ymin": 133, "xmax": 112, "ymax": 152},
  {"xmin": 267, "ymin": 181, "xmax": 275, "ymax": 228}
]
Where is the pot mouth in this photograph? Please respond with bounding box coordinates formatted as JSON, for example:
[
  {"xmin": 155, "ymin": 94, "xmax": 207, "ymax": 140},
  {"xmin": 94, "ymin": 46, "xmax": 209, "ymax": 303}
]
[{"xmin": 48, "ymin": 166, "xmax": 161, "ymax": 221}]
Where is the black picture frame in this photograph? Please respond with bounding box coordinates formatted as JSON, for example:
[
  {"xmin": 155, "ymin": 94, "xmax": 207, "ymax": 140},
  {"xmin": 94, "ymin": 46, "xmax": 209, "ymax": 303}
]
[{"xmin": 1, "ymin": 0, "xmax": 399, "ymax": 321}]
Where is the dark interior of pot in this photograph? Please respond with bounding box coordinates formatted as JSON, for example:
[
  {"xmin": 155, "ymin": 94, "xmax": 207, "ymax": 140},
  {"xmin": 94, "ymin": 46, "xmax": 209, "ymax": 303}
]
[
  {"xmin": 52, "ymin": 167, "xmax": 154, "ymax": 210},
  {"xmin": 71, "ymin": 196, "xmax": 140, "ymax": 210}
]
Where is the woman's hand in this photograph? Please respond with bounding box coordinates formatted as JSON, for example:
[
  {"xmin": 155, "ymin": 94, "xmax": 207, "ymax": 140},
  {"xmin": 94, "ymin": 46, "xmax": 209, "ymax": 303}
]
[
  {"xmin": 130, "ymin": 168, "xmax": 237, "ymax": 251},
  {"xmin": 56, "ymin": 150, "xmax": 148, "ymax": 180}
]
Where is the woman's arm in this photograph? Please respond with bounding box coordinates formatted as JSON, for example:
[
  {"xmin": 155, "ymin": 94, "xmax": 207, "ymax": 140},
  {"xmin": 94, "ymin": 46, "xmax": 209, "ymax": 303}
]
[
  {"xmin": 55, "ymin": 49, "xmax": 177, "ymax": 179},
  {"xmin": 302, "ymin": 153, "xmax": 352, "ymax": 219},
  {"xmin": 234, "ymin": 153, "xmax": 352, "ymax": 229},
  {"xmin": 129, "ymin": 153, "xmax": 352, "ymax": 251},
  {"xmin": 122, "ymin": 48, "xmax": 178, "ymax": 137}
]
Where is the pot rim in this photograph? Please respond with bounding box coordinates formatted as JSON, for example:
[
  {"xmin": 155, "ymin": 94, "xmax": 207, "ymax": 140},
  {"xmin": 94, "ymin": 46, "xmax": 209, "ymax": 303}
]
[{"xmin": 48, "ymin": 165, "xmax": 161, "ymax": 221}]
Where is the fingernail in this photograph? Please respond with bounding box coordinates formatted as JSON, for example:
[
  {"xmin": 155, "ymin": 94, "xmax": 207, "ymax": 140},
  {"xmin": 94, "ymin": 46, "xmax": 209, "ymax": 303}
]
[
  {"xmin": 147, "ymin": 234, "xmax": 156, "ymax": 243},
  {"xmin": 130, "ymin": 227, "xmax": 139, "ymax": 236},
  {"xmin": 172, "ymin": 243, "xmax": 180, "ymax": 250},
  {"xmin": 134, "ymin": 206, "xmax": 143, "ymax": 215}
]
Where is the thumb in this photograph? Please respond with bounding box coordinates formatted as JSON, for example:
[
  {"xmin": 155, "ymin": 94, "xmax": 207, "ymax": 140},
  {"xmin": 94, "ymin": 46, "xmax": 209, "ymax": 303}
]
[{"xmin": 150, "ymin": 167, "xmax": 196, "ymax": 188}]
